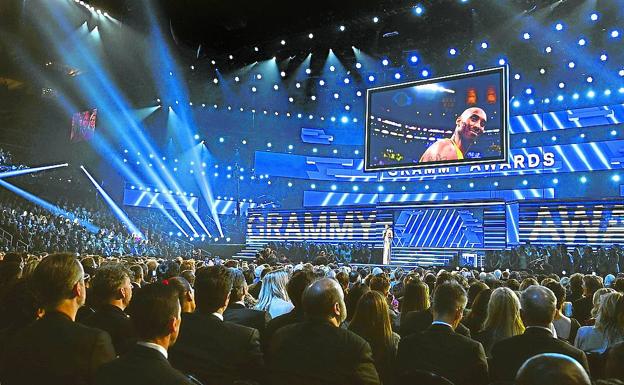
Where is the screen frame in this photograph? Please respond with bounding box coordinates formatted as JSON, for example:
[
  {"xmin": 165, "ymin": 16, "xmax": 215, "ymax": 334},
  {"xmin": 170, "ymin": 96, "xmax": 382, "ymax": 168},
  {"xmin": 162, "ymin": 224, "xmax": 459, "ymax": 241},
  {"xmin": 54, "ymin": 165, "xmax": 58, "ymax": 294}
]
[{"xmin": 364, "ymin": 66, "xmax": 509, "ymax": 172}]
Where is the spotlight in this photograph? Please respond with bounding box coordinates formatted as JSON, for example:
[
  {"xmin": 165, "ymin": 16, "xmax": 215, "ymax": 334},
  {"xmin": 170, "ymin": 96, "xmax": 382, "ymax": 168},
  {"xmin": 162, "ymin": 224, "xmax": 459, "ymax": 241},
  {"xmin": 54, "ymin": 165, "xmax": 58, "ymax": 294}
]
[
  {"xmin": 523, "ymin": 32, "xmax": 530, "ymax": 40},
  {"xmin": 580, "ymin": 176, "xmax": 587, "ymax": 183},
  {"xmin": 343, "ymin": 78, "xmax": 350, "ymax": 84},
  {"xmin": 600, "ymin": 54, "xmax": 608, "ymax": 61},
  {"xmin": 355, "ymin": 62, "xmax": 362, "ymax": 69},
  {"xmin": 578, "ymin": 38, "xmax": 586, "ymax": 46},
  {"xmin": 449, "ymin": 48, "xmax": 457, "ymax": 55},
  {"xmin": 545, "ymin": 46, "xmax": 552, "ymax": 53},
  {"xmin": 467, "ymin": 64, "xmax": 474, "ymax": 71},
  {"xmin": 256, "ymin": 74, "xmax": 262, "ymax": 80},
  {"xmin": 410, "ymin": 55, "xmax": 419, "ymax": 63},
  {"xmin": 498, "ymin": 58, "xmax": 506, "ymax": 65},
  {"xmin": 368, "ymin": 75, "xmax": 376, "ymax": 82},
  {"xmin": 373, "ymin": 16, "xmax": 379, "ymax": 23},
  {"xmin": 394, "ymin": 73, "xmax": 401, "ymax": 79},
  {"xmin": 280, "ymin": 40, "xmax": 286, "ymax": 45},
  {"xmin": 329, "ymin": 65, "xmax": 335, "ymax": 72},
  {"xmin": 421, "ymin": 69, "xmax": 429, "ymax": 77},
  {"xmin": 382, "ymin": 59, "xmax": 389, "ymax": 66},
  {"xmin": 308, "ymin": 33, "xmax": 314, "ymax": 39},
  {"xmin": 586, "ymin": 76, "xmax": 593, "ymax": 83},
  {"xmin": 339, "ymin": 25, "xmax": 346, "ymax": 31},
  {"xmin": 480, "ymin": 41, "xmax": 488, "ymax": 49},
  {"xmin": 559, "ymin": 82, "xmax": 565, "ymax": 88},
  {"xmin": 234, "ymin": 76, "xmax": 240, "ymax": 82},
  {"xmin": 340, "ymin": 116, "xmax": 349, "ymax": 123},
  {"xmin": 273, "ymin": 84, "xmax": 279, "ymax": 90},
  {"xmin": 613, "ymin": 175, "xmax": 621, "ymax": 182},
  {"xmin": 280, "ymin": 71, "xmax": 286, "ymax": 77},
  {"xmin": 305, "ymin": 68, "xmax": 311, "ymax": 74},
  {"xmin": 590, "ymin": 13, "xmax": 599, "ymax": 21},
  {"xmin": 194, "ymin": 134, "xmax": 200, "ymax": 140},
  {"xmin": 611, "ymin": 30, "xmax": 620, "ymax": 38},
  {"xmin": 568, "ymin": 61, "xmax": 575, "ymax": 68},
  {"xmin": 213, "ymin": 78, "xmax": 218, "ymax": 84},
  {"xmin": 555, "ymin": 23, "xmax": 563, "ymax": 31},
  {"xmin": 573, "ymin": 93, "xmax": 579, "ymax": 100},
  {"xmin": 319, "ymin": 79, "xmax": 325, "ymax": 86}
]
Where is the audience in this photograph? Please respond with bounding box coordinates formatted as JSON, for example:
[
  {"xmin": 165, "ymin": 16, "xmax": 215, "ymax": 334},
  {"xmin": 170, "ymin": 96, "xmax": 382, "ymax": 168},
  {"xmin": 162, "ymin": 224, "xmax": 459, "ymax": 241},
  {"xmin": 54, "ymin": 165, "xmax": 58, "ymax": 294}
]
[
  {"xmin": 545, "ymin": 280, "xmax": 581, "ymax": 344},
  {"xmin": 515, "ymin": 353, "xmax": 592, "ymax": 385},
  {"xmin": 167, "ymin": 276, "xmax": 196, "ymax": 314},
  {"xmin": 224, "ymin": 267, "xmax": 269, "ymax": 333},
  {"xmin": 94, "ymin": 283, "xmax": 193, "ymax": 385},
  {"xmin": 169, "ymin": 266, "xmax": 264, "ymax": 385},
  {"xmin": 474, "ymin": 287, "xmax": 525, "ymax": 357},
  {"xmin": 575, "ymin": 292, "xmax": 624, "ymax": 353},
  {"xmin": 395, "ymin": 281, "xmax": 489, "ymax": 385},
  {"xmin": 0, "ymin": 253, "xmax": 116, "ymax": 384},
  {"xmin": 267, "ymin": 278, "xmax": 380, "ymax": 385},
  {"xmin": 462, "ymin": 288, "xmax": 492, "ymax": 335},
  {"xmin": 574, "ymin": 275, "xmax": 604, "ymax": 325},
  {"xmin": 255, "ymin": 269, "xmax": 294, "ymax": 319},
  {"xmin": 348, "ymin": 291, "xmax": 400, "ymax": 385},
  {"xmin": 490, "ymin": 285, "xmax": 590, "ymax": 382},
  {"xmin": 398, "ymin": 277, "xmax": 430, "ymax": 326}
]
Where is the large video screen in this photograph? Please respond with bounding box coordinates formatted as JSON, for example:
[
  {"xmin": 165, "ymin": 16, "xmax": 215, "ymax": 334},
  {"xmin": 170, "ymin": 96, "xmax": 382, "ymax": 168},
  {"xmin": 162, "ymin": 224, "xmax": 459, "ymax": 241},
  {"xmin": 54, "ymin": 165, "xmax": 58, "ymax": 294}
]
[
  {"xmin": 70, "ymin": 108, "xmax": 97, "ymax": 143},
  {"xmin": 365, "ymin": 66, "xmax": 508, "ymax": 171}
]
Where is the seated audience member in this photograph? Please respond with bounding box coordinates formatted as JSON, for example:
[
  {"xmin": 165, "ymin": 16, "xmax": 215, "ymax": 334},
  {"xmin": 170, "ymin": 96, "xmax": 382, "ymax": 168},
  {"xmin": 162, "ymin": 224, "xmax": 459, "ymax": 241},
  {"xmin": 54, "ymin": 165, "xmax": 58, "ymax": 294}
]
[
  {"xmin": 263, "ymin": 269, "xmax": 315, "ymax": 348},
  {"xmin": 349, "ymin": 291, "xmax": 400, "ymax": 385},
  {"xmin": 545, "ymin": 281, "xmax": 581, "ymax": 344},
  {"xmin": 574, "ymin": 275, "xmax": 604, "ymax": 325},
  {"xmin": 399, "ymin": 278, "xmax": 430, "ymax": 326},
  {"xmin": 369, "ymin": 274, "xmax": 400, "ymax": 331},
  {"xmin": 467, "ymin": 281, "xmax": 489, "ymax": 310},
  {"xmin": 267, "ymin": 278, "xmax": 380, "ymax": 385},
  {"xmin": 490, "ymin": 285, "xmax": 590, "ymax": 382},
  {"xmin": 474, "ymin": 287, "xmax": 525, "ymax": 357},
  {"xmin": 167, "ymin": 277, "xmax": 196, "ymax": 314},
  {"xmin": 254, "ymin": 269, "xmax": 294, "ymax": 319},
  {"xmin": 248, "ymin": 264, "xmax": 269, "ymax": 299},
  {"xmin": 462, "ymin": 288, "xmax": 492, "ymax": 335},
  {"xmin": 224, "ymin": 268, "xmax": 269, "ymax": 333},
  {"xmin": 588, "ymin": 288, "xmax": 617, "ymax": 325},
  {"xmin": 345, "ymin": 282, "xmax": 371, "ymax": 325},
  {"xmin": 83, "ymin": 264, "xmax": 136, "ymax": 356},
  {"xmin": 169, "ymin": 266, "xmax": 264, "ymax": 385},
  {"xmin": 128, "ymin": 264, "xmax": 145, "ymax": 289},
  {"xmin": 395, "ymin": 281, "xmax": 489, "ymax": 385},
  {"xmin": 515, "ymin": 353, "xmax": 591, "ymax": 385},
  {"xmin": 575, "ymin": 292, "xmax": 624, "ymax": 353},
  {"xmin": 606, "ymin": 341, "xmax": 624, "ymax": 382},
  {"xmin": 95, "ymin": 283, "xmax": 193, "ymax": 385},
  {"xmin": 0, "ymin": 253, "xmax": 115, "ymax": 385}
]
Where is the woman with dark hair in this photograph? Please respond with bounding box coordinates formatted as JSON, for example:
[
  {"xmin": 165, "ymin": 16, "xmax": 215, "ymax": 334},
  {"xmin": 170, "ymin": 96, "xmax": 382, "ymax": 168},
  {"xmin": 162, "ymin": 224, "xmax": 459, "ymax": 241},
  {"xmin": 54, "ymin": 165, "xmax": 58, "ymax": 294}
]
[
  {"xmin": 467, "ymin": 281, "xmax": 489, "ymax": 310},
  {"xmin": 399, "ymin": 279, "xmax": 430, "ymax": 326},
  {"xmin": 545, "ymin": 280, "xmax": 581, "ymax": 344},
  {"xmin": 349, "ymin": 291, "xmax": 400, "ymax": 385},
  {"xmin": 345, "ymin": 282, "xmax": 370, "ymax": 324},
  {"xmin": 167, "ymin": 276, "xmax": 195, "ymax": 314},
  {"xmin": 462, "ymin": 289, "xmax": 492, "ymax": 335}
]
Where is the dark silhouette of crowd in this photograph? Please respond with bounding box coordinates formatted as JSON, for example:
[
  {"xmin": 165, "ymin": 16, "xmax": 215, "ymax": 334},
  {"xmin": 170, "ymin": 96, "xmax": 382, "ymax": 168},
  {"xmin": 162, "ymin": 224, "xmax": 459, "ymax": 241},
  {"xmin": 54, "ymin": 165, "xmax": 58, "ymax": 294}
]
[
  {"xmin": 1, "ymin": 248, "xmax": 624, "ymax": 385},
  {"xmin": 266, "ymin": 241, "xmax": 377, "ymax": 264}
]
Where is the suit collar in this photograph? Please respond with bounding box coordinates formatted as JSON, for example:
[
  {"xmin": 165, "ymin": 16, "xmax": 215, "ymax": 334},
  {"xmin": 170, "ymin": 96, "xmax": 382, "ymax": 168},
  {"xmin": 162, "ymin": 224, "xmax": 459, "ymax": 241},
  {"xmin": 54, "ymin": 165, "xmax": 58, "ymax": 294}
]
[
  {"xmin": 428, "ymin": 323, "xmax": 455, "ymax": 333},
  {"xmin": 524, "ymin": 326, "xmax": 554, "ymax": 337},
  {"xmin": 45, "ymin": 310, "xmax": 74, "ymax": 322},
  {"xmin": 227, "ymin": 302, "xmax": 246, "ymax": 310}
]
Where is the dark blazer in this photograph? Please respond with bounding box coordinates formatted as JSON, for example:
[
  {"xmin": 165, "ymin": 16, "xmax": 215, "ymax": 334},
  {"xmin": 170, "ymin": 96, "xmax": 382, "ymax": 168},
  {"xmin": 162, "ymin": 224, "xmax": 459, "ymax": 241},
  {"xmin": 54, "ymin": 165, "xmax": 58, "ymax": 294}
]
[
  {"xmin": 572, "ymin": 296, "xmax": 593, "ymax": 325},
  {"xmin": 0, "ymin": 311, "xmax": 116, "ymax": 385},
  {"xmin": 83, "ymin": 304, "xmax": 136, "ymax": 356},
  {"xmin": 490, "ymin": 327, "xmax": 590, "ymax": 382},
  {"xmin": 262, "ymin": 308, "xmax": 304, "ymax": 351},
  {"xmin": 223, "ymin": 302, "xmax": 269, "ymax": 334},
  {"xmin": 400, "ymin": 309, "xmax": 471, "ymax": 338},
  {"xmin": 396, "ymin": 323, "xmax": 489, "ymax": 385},
  {"xmin": 95, "ymin": 344, "xmax": 192, "ymax": 385},
  {"xmin": 267, "ymin": 319, "xmax": 380, "ymax": 385},
  {"xmin": 169, "ymin": 312, "xmax": 264, "ymax": 385}
]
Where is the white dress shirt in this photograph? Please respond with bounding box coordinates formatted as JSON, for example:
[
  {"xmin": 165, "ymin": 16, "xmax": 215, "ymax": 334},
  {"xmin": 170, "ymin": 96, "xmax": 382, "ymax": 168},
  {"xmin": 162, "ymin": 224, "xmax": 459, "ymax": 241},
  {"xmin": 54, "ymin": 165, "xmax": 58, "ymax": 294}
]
[{"xmin": 137, "ymin": 341, "xmax": 168, "ymax": 359}]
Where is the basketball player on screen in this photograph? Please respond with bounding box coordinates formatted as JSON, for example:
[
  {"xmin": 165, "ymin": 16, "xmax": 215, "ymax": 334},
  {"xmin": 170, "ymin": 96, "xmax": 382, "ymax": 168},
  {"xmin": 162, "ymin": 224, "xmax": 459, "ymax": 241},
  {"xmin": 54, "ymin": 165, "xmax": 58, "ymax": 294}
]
[{"xmin": 419, "ymin": 107, "xmax": 487, "ymax": 162}]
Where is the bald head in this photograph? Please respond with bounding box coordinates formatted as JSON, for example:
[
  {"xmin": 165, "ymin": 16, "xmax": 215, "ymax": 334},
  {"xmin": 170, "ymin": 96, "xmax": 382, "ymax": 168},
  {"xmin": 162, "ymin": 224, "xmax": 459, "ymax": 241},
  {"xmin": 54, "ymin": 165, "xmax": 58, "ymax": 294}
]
[
  {"xmin": 516, "ymin": 354, "xmax": 590, "ymax": 385},
  {"xmin": 302, "ymin": 278, "xmax": 346, "ymax": 325},
  {"xmin": 521, "ymin": 285, "xmax": 557, "ymax": 327}
]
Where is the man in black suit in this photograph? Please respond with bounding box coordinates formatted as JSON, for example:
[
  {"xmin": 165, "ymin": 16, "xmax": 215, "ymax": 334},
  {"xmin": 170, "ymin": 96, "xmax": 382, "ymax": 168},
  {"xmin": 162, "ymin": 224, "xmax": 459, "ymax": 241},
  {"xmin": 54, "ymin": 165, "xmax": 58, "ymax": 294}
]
[
  {"xmin": 83, "ymin": 264, "xmax": 136, "ymax": 355},
  {"xmin": 169, "ymin": 266, "xmax": 264, "ymax": 385},
  {"xmin": 396, "ymin": 281, "xmax": 489, "ymax": 385},
  {"xmin": 490, "ymin": 285, "xmax": 590, "ymax": 382},
  {"xmin": 95, "ymin": 283, "xmax": 193, "ymax": 385},
  {"xmin": 267, "ymin": 278, "xmax": 380, "ymax": 385},
  {"xmin": 400, "ymin": 307, "xmax": 472, "ymax": 338},
  {"xmin": 263, "ymin": 269, "xmax": 315, "ymax": 350},
  {"xmin": 0, "ymin": 253, "xmax": 116, "ymax": 385},
  {"xmin": 223, "ymin": 268, "xmax": 269, "ymax": 333},
  {"xmin": 515, "ymin": 353, "xmax": 591, "ymax": 385}
]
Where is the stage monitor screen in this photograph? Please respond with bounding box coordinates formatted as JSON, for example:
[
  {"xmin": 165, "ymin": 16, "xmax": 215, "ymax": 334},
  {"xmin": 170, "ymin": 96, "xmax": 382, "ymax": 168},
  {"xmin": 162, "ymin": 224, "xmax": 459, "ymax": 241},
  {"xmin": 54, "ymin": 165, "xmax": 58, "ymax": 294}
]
[
  {"xmin": 365, "ymin": 66, "xmax": 508, "ymax": 171},
  {"xmin": 70, "ymin": 108, "xmax": 97, "ymax": 143}
]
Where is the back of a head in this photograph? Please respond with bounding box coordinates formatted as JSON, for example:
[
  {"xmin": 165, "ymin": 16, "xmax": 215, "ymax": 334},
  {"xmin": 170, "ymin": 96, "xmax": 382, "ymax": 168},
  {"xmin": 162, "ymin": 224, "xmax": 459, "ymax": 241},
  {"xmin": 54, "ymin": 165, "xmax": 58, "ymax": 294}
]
[
  {"xmin": 346, "ymin": 282, "xmax": 371, "ymax": 322},
  {"xmin": 484, "ymin": 287, "xmax": 524, "ymax": 337},
  {"xmin": 584, "ymin": 274, "xmax": 604, "ymax": 295},
  {"xmin": 157, "ymin": 260, "xmax": 180, "ymax": 281},
  {"xmin": 520, "ymin": 285, "xmax": 557, "ymax": 326},
  {"xmin": 516, "ymin": 353, "xmax": 591, "ymax": 385},
  {"xmin": 127, "ymin": 283, "xmax": 180, "ymax": 341},
  {"xmin": 402, "ymin": 279, "xmax": 430, "ymax": 314},
  {"xmin": 432, "ymin": 281, "xmax": 467, "ymax": 319},
  {"xmin": 194, "ymin": 266, "xmax": 233, "ymax": 313},
  {"xmin": 90, "ymin": 264, "xmax": 130, "ymax": 306},
  {"xmin": 30, "ymin": 253, "xmax": 83, "ymax": 310},
  {"xmin": 229, "ymin": 268, "xmax": 247, "ymax": 301},
  {"xmin": 303, "ymin": 278, "xmax": 343, "ymax": 320},
  {"xmin": 287, "ymin": 270, "xmax": 315, "ymax": 309},
  {"xmin": 369, "ymin": 274, "xmax": 390, "ymax": 295},
  {"xmin": 595, "ymin": 292, "xmax": 624, "ymax": 342},
  {"xmin": 544, "ymin": 281, "xmax": 566, "ymax": 310}
]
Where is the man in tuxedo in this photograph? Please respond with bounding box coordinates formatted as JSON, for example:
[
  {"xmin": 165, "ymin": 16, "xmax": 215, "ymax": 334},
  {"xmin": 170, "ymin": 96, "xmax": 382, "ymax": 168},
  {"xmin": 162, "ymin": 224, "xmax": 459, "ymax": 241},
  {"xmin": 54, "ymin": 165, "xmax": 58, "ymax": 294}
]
[
  {"xmin": 83, "ymin": 264, "xmax": 136, "ymax": 355},
  {"xmin": 0, "ymin": 253, "xmax": 116, "ymax": 385},
  {"xmin": 263, "ymin": 269, "xmax": 315, "ymax": 350},
  {"xmin": 95, "ymin": 283, "xmax": 193, "ymax": 385},
  {"xmin": 169, "ymin": 266, "xmax": 264, "ymax": 385},
  {"xmin": 395, "ymin": 281, "xmax": 489, "ymax": 385},
  {"xmin": 490, "ymin": 285, "xmax": 590, "ymax": 382},
  {"xmin": 223, "ymin": 268, "xmax": 269, "ymax": 333},
  {"xmin": 267, "ymin": 278, "xmax": 380, "ymax": 385},
  {"xmin": 515, "ymin": 353, "xmax": 591, "ymax": 385},
  {"xmin": 572, "ymin": 275, "xmax": 603, "ymax": 324}
]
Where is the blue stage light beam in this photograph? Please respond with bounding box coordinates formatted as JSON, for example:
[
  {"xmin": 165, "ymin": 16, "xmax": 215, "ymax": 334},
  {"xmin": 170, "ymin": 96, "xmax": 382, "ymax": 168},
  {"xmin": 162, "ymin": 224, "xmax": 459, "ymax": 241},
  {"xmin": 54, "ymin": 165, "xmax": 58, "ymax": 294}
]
[
  {"xmin": 80, "ymin": 166, "xmax": 144, "ymax": 238},
  {"xmin": 0, "ymin": 163, "xmax": 69, "ymax": 179},
  {"xmin": 0, "ymin": 179, "xmax": 100, "ymax": 233}
]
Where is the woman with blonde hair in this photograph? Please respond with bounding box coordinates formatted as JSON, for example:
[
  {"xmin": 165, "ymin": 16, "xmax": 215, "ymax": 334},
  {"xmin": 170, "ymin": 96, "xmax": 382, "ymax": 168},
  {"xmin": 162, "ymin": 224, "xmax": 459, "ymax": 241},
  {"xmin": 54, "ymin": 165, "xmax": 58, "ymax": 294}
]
[
  {"xmin": 589, "ymin": 288, "xmax": 616, "ymax": 322},
  {"xmin": 474, "ymin": 287, "xmax": 525, "ymax": 356},
  {"xmin": 349, "ymin": 291, "xmax": 400, "ymax": 385},
  {"xmin": 254, "ymin": 269, "xmax": 293, "ymax": 319},
  {"xmin": 575, "ymin": 292, "xmax": 624, "ymax": 353}
]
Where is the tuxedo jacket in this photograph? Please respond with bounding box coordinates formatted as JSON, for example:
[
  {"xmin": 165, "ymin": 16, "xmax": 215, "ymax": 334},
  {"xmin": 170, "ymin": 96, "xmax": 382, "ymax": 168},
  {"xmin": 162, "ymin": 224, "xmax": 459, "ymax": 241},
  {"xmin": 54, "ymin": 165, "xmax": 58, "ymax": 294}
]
[
  {"xmin": 490, "ymin": 327, "xmax": 590, "ymax": 382},
  {"xmin": 396, "ymin": 323, "xmax": 489, "ymax": 385},
  {"xmin": 267, "ymin": 319, "xmax": 380, "ymax": 385},
  {"xmin": 169, "ymin": 312, "xmax": 264, "ymax": 385},
  {"xmin": 572, "ymin": 296, "xmax": 593, "ymax": 325},
  {"xmin": 0, "ymin": 311, "xmax": 116, "ymax": 385},
  {"xmin": 83, "ymin": 304, "xmax": 136, "ymax": 356},
  {"xmin": 262, "ymin": 308, "xmax": 304, "ymax": 351},
  {"xmin": 95, "ymin": 344, "xmax": 192, "ymax": 385},
  {"xmin": 223, "ymin": 302, "xmax": 269, "ymax": 335},
  {"xmin": 400, "ymin": 308, "xmax": 471, "ymax": 338}
]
